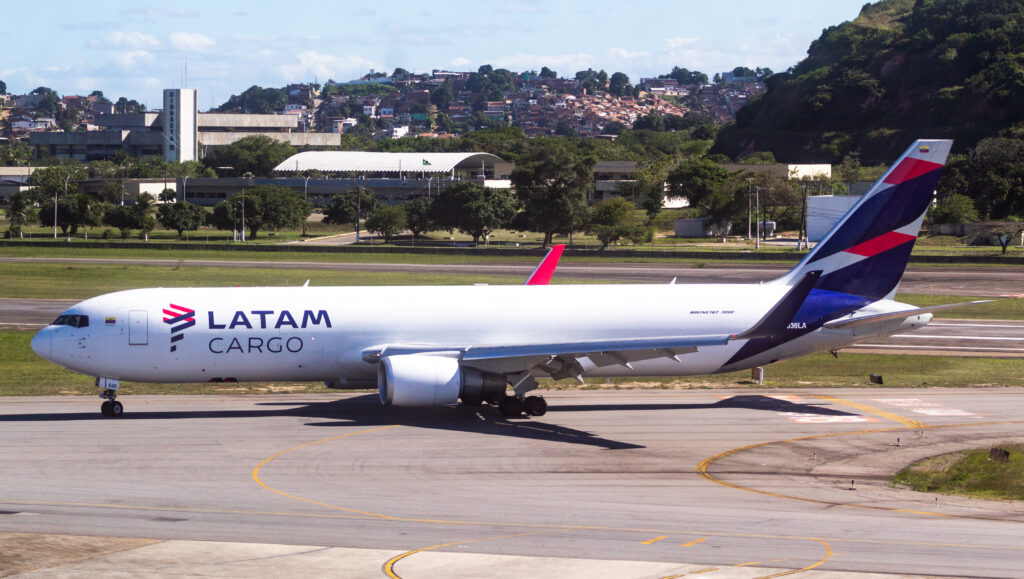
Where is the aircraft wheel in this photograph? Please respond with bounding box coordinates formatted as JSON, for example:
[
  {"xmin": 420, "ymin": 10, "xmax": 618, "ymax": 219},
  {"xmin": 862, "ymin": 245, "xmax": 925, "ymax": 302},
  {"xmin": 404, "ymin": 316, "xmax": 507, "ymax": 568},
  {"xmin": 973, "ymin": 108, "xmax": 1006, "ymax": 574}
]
[
  {"xmin": 498, "ymin": 396, "xmax": 523, "ymax": 418},
  {"xmin": 109, "ymin": 401, "xmax": 124, "ymax": 417},
  {"xmin": 100, "ymin": 401, "xmax": 112, "ymax": 417},
  {"xmin": 525, "ymin": 396, "xmax": 547, "ymax": 417}
]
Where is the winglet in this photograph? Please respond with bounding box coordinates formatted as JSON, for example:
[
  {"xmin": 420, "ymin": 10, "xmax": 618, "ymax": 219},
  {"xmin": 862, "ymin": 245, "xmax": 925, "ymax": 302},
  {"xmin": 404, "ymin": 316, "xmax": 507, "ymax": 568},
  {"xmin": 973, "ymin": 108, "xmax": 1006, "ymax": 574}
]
[
  {"xmin": 732, "ymin": 270, "xmax": 822, "ymax": 340},
  {"xmin": 524, "ymin": 244, "xmax": 565, "ymax": 285}
]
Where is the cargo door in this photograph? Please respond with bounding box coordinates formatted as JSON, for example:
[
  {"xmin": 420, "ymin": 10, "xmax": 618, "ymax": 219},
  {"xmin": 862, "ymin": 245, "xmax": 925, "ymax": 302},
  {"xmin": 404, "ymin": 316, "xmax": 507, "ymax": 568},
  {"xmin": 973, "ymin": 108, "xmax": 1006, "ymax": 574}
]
[{"xmin": 129, "ymin": 309, "xmax": 148, "ymax": 346}]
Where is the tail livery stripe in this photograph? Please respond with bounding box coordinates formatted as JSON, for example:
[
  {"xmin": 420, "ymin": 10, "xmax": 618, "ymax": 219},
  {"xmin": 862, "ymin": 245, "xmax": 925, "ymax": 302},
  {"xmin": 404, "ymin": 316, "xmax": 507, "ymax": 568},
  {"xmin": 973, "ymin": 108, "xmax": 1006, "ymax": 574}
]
[
  {"xmin": 844, "ymin": 231, "xmax": 916, "ymax": 258},
  {"xmin": 883, "ymin": 158, "xmax": 944, "ymax": 185}
]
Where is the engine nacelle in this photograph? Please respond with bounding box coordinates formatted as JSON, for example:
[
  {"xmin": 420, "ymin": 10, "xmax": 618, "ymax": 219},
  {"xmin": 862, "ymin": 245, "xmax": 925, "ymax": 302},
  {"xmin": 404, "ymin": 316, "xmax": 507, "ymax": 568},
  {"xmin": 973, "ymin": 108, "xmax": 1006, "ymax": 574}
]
[{"xmin": 377, "ymin": 355, "xmax": 506, "ymax": 407}]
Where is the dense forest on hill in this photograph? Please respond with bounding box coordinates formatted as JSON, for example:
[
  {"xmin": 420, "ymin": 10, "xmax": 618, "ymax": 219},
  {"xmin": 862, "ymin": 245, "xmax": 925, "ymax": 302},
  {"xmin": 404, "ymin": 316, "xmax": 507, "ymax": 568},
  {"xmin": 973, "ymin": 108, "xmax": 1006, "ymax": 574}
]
[{"xmin": 714, "ymin": 0, "xmax": 1024, "ymax": 164}]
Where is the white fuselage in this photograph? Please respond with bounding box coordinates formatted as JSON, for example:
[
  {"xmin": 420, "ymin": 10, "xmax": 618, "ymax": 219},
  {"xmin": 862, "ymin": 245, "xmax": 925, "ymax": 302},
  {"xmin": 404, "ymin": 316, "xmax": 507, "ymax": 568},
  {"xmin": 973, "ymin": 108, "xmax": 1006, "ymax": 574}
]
[{"xmin": 31, "ymin": 283, "xmax": 930, "ymax": 386}]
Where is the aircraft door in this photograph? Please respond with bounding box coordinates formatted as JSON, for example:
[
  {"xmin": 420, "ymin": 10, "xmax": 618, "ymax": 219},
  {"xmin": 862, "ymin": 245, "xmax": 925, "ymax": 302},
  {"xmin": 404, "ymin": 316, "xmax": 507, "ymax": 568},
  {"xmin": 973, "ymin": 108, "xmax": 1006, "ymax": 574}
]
[{"xmin": 129, "ymin": 309, "xmax": 148, "ymax": 345}]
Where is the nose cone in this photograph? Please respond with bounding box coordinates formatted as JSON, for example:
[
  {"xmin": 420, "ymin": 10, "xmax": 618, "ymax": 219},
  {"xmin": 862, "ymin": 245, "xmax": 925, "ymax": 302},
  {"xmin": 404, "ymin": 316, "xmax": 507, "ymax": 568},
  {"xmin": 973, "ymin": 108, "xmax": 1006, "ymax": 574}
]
[{"xmin": 31, "ymin": 329, "xmax": 53, "ymax": 362}]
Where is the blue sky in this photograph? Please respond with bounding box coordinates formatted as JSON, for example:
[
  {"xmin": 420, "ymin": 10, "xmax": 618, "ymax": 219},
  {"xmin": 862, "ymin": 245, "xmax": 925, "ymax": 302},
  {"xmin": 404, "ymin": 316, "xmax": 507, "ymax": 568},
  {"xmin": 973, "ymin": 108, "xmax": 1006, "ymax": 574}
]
[{"xmin": 4, "ymin": 0, "xmax": 869, "ymax": 110}]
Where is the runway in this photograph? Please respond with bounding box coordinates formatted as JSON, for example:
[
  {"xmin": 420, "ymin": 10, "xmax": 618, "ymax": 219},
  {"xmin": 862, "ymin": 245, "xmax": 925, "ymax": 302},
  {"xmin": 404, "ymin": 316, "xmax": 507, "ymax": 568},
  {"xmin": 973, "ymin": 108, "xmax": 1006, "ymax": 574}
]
[
  {"xmin": 5, "ymin": 255, "xmax": 1024, "ymax": 295},
  {"xmin": 2, "ymin": 389, "xmax": 1023, "ymax": 577}
]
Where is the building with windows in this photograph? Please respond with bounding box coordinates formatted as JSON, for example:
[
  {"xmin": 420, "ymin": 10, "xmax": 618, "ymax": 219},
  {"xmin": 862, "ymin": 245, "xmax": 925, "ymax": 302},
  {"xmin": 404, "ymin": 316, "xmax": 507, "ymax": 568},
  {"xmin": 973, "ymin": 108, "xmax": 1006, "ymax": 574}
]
[{"xmin": 29, "ymin": 88, "xmax": 344, "ymax": 162}]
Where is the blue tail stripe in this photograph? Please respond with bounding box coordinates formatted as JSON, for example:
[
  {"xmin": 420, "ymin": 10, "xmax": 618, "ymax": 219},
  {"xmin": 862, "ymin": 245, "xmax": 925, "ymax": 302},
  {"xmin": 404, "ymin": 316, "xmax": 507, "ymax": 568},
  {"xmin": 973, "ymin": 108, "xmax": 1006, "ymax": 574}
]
[
  {"xmin": 808, "ymin": 167, "xmax": 942, "ymax": 264},
  {"xmin": 815, "ymin": 242, "xmax": 917, "ymax": 300}
]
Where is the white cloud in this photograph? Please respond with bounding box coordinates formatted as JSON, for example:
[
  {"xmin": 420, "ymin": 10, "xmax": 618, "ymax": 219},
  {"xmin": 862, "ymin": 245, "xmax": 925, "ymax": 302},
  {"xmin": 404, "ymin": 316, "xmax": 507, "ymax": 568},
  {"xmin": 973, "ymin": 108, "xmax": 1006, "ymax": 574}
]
[
  {"xmin": 109, "ymin": 50, "xmax": 156, "ymax": 69},
  {"xmin": 90, "ymin": 31, "xmax": 160, "ymax": 49},
  {"xmin": 665, "ymin": 37, "xmax": 698, "ymax": 49},
  {"xmin": 451, "ymin": 57, "xmax": 472, "ymax": 68},
  {"xmin": 489, "ymin": 52, "xmax": 595, "ymax": 74},
  {"xmin": 607, "ymin": 47, "xmax": 650, "ymax": 60},
  {"xmin": 278, "ymin": 51, "xmax": 380, "ymax": 82},
  {"xmin": 169, "ymin": 32, "xmax": 216, "ymax": 52}
]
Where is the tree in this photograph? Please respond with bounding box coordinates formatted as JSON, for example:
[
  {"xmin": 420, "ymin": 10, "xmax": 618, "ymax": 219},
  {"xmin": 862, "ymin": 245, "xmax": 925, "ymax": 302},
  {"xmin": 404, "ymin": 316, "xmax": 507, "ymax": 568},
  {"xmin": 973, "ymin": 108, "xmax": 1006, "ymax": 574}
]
[
  {"xmin": 0, "ymin": 79, "xmax": 6, "ymax": 94},
  {"xmin": 322, "ymin": 188, "xmax": 377, "ymax": 237},
  {"xmin": 103, "ymin": 205, "xmax": 135, "ymax": 238},
  {"xmin": 158, "ymin": 188, "xmax": 176, "ymax": 202},
  {"xmin": 366, "ymin": 204, "xmax": 407, "ymax": 243},
  {"xmin": 930, "ymin": 193, "xmax": 980, "ymax": 224},
  {"xmin": 509, "ymin": 141, "xmax": 592, "ymax": 247},
  {"xmin": 403, "ymin": 196, "xmax": 435, "ymax": 238},
  {"xmin": 667, "ymin": 158, "xmax": 740, "ymax": 232},
  {"xmin": 585, "ymin": 197, "xmax": 650, "ymax": 249},
  {"xmin": 432, "ymin": 182, "xmax": 517, "ymax": 244},
  {"xmin": 5, "ymin": 192, "xmax": 36, "ymax": 238},
  {"xmin": 539, "ymin": 67, "xmax": 557, "ymax": 79},
  {"xmin": 157, "ymin": 201, "xmax": 206, "ymax": 238},
  {"xmin": 72, "ymin": 193, "xmax": 105, "ymax": 239},
  {"xmin": 201, "ymin": 135, "xmax": 296, "ymax": 177},
  {"xmin": 608, "ymin": 72, "xmax": 631, "ymax": 97},
  {"xmin": 208, "ymin": 185, "xmax": 311, "ymax": 239},
  {"xmin": 134, "ymin": 193, "xmax": 157, "ymax": 241}
]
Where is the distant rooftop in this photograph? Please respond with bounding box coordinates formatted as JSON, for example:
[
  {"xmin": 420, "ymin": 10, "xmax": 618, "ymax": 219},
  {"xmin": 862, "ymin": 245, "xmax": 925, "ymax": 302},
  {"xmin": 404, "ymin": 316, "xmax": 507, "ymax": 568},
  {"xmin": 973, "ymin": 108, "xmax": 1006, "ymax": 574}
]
[{"xmin": 274, "ymin": 151, "xmax": 505, "ymax": 174}]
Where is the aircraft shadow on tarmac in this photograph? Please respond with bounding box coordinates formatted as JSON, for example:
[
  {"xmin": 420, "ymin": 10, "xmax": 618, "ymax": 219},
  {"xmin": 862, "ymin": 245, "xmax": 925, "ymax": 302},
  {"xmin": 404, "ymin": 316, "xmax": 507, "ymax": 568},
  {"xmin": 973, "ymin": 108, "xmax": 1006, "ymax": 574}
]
[{"xmin": 0, "ymin": 394, "xmax": 856, "ymax": 451}]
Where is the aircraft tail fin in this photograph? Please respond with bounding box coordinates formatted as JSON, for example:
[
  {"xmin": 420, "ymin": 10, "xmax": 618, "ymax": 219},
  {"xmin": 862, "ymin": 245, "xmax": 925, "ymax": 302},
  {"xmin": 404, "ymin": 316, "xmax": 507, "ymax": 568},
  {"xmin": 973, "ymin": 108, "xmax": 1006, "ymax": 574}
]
[
  {"xmin": 524, "ymin": 244, "xmax": 565, "ymax": 285},
  {"xmin": 780, "ymin": 139, "xmax": 953, "ymax": 301}
]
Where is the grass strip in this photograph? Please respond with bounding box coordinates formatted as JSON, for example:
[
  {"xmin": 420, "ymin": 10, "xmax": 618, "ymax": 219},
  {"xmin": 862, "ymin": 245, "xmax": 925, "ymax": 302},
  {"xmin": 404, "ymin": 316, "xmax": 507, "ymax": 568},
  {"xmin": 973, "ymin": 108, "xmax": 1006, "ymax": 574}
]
[{"xmin": 892, "ymin": 445, "xmax": 1024, "ymax": 500}]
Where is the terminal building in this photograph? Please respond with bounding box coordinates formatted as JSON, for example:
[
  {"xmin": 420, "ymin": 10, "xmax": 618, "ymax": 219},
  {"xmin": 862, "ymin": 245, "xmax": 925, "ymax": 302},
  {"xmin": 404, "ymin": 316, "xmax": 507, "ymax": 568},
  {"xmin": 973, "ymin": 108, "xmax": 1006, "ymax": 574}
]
[{"xmin": 177, "ymin": 151, "xmax": 514, "ymax": 207}]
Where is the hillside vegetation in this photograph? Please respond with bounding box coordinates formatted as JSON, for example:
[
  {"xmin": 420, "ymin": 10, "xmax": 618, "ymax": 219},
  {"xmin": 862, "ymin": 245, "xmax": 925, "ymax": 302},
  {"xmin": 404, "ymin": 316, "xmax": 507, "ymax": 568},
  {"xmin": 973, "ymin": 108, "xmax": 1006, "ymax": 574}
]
[{"xmin": 715, "ymin": 0, "xmax": 1024, "ymax": 163}]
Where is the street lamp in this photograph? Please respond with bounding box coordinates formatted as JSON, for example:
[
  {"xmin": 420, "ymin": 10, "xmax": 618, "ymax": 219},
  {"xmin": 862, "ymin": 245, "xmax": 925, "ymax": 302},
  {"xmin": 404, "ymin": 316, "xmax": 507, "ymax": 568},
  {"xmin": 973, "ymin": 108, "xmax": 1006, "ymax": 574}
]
[
  {"xmin": 241, "ymin": 172, "xmax": 254, "ymax": 242},
  {"xmin": 182, "ymin": 176, "xmax": 189, "ymax": 204},
  {"xmin": 302, "ymin": 176, "xmax": 311, "ymax": 237}
]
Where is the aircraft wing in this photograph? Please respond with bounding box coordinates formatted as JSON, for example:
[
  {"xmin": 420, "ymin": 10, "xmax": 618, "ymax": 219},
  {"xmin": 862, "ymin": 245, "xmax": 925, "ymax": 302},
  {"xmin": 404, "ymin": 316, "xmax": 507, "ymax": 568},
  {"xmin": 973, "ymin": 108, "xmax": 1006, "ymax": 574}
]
[{"xmin": 363, "ymin": 333, "xmax": 732, "ymax": 382}]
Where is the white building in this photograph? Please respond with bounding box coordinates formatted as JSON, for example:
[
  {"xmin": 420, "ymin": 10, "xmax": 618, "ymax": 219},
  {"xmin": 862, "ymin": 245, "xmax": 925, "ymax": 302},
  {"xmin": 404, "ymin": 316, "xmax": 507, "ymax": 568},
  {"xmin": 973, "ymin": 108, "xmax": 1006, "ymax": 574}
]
[{"xmin": 163, "ymin": 89, "xmax": 198, "ymax": 163}]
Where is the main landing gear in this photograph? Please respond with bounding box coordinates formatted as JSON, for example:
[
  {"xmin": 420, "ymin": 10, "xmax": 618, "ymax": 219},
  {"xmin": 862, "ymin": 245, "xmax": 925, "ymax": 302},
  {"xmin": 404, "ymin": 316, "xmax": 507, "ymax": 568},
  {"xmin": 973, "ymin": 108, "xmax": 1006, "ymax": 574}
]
[
  {"xmin": 96, "ymin": 377, "xmax": 123, "ymax": 418},
  {"xmin": 498, "ymin": 394, "xmax": 548, "ymax": 418}
]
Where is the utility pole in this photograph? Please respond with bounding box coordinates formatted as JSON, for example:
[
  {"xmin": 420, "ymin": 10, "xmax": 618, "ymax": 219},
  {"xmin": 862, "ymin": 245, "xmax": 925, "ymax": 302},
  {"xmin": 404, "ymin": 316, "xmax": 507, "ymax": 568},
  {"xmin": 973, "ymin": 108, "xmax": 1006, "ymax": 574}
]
[{"xmin": 754, "ymin": 186, "xmax": 761, "ymax": 250}]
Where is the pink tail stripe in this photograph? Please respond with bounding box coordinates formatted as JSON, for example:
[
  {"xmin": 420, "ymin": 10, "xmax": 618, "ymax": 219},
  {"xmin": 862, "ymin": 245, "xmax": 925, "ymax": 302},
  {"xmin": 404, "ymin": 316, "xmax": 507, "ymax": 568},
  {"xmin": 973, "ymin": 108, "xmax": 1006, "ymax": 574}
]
[
  {"xmin": 525, "ymin": 244, "xmax": 565, "ymax": 285},
  {"xmin": 883, "ymin": 158, "xmax": 944, "ymax": 185},
  {"xmin": 844, "ymin": 231, "xmax": 916, "ymax": 257}
]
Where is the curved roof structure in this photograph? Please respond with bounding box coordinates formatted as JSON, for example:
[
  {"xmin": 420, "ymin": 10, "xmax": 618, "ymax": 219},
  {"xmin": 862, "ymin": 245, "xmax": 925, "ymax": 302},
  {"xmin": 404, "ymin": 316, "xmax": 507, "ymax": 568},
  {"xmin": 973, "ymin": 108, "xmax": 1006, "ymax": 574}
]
[{"xmin": 273, "ymin": 151, "xmax": 505, "ymax": 174}]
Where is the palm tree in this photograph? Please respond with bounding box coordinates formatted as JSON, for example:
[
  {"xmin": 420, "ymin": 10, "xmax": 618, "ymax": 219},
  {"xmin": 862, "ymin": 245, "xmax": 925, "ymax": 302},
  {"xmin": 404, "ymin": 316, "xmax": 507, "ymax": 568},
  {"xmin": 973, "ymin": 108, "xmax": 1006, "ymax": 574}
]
[
  {"xmin": 5, "ymin": 192, "xmax": 36, "ymax": 238},
  {"xmin": 133, "ymin": 193, "xmax": 157, "ymax": 242}
]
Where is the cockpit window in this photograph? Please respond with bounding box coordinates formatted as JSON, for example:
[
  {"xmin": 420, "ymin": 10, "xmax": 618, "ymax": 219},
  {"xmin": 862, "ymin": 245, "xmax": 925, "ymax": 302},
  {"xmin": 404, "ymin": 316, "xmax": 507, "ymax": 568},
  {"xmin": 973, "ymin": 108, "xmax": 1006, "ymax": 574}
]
[{"xmin": 51, "ymin": 314, "xmax": 89, "ymax": 328}]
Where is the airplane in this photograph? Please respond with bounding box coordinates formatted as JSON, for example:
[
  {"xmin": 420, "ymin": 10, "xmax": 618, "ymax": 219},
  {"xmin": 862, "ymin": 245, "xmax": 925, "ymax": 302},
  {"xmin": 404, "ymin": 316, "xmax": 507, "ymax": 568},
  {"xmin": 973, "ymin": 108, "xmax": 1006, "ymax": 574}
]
[{"xmin": 31, "ymin": 139, "xmax": 985, "ymax": 419}]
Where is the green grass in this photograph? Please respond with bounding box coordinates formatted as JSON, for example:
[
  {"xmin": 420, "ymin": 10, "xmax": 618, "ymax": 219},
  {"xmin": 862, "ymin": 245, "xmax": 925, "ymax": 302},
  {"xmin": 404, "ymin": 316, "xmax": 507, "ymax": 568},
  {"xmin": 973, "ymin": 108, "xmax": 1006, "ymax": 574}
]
[
  {"xmin": 581, "ymin": 352, "xmax": 1024, "ymax": 390},
  {"xmin": 0, "ymin": 261, "xmax": 558, "ymax": 300},
  {"xmin": 892, "ymin": 445, "xmax": 1024, "ymax": 500},
  {"xmin": 894, "ymin": 293, "xmax": 1024, "ymax": 320}
]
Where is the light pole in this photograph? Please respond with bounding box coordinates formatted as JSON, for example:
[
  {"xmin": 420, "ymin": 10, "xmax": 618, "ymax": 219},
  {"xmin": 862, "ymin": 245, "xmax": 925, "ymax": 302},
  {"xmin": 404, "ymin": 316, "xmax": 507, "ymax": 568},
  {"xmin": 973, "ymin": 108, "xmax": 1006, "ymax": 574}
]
[
  {"xmin": 182, "ymin": 176, "xmax": 189, "ymax": 204},
  {"xmin": 754, "ymin": 186, "xmax": 762, "ymax": 250},
  {"xmin": 241, "ymin": 172, "xmax": 253, "ymax": 242},
  {"xmin": 302, "ymin": 176, "xmax": 311, "ymax": 237}
]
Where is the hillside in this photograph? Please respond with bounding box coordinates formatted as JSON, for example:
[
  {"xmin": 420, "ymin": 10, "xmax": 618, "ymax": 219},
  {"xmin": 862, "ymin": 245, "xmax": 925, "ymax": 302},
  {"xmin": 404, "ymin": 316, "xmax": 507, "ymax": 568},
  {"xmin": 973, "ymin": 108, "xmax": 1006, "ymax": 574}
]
[{"xmin": 713, "ymin": 0, "xmax": 1024, "ymax": 163}]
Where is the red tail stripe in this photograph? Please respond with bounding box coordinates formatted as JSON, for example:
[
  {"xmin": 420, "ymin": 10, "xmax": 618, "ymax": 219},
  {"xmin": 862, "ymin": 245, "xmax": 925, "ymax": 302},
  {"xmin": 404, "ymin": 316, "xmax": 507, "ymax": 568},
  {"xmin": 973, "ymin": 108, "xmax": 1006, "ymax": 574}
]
[
  {"xmin": 167, "ymin": 303, "xmax": 195, "ymax": 314},
  {"xmin": 844, "ymin": 231, "xmax": 916, "ymax": 257},
  {"xmin": 883, "ymin": 158, "xmax": 943, "ymax": 185}
]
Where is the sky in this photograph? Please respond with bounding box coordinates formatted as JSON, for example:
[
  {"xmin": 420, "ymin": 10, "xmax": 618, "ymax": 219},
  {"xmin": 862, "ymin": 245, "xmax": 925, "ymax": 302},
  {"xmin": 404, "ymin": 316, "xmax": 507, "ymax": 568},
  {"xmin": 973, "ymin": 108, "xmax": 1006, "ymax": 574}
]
[{"xmin": 4, "ymin": 0, "xmax": 870, "ymax": 110}]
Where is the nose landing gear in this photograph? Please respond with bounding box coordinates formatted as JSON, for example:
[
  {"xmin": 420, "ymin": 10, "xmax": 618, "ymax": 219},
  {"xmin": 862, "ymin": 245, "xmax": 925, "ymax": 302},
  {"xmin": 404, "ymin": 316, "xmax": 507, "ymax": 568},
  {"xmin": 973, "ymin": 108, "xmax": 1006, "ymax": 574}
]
[{"xmin": 96, "ymin": 377, "xmax": 123, "ymax": 418}]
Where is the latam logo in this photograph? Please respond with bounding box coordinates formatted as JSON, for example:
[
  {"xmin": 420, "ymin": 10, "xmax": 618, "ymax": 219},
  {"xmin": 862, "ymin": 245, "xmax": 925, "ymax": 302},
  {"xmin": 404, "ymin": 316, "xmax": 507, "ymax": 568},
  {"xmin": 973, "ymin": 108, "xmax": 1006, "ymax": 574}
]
[{"xmin": 163, "ymin": 303, "xmax": 196, "ymax": 352}]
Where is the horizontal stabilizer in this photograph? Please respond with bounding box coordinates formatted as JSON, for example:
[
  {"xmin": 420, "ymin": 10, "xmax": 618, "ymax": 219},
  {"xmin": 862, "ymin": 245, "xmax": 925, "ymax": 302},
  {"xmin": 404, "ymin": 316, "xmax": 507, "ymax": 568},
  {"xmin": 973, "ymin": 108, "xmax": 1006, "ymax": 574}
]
[{"xmin": 823, "ymin": 300, "xmax": 992, "ymax": 330}]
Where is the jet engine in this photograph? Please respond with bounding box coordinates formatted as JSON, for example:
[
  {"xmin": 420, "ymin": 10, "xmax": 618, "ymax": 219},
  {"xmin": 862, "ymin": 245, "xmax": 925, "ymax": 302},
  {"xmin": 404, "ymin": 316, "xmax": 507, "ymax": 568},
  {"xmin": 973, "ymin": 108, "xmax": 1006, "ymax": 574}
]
[{"xmin": 377, "ymin": 355, "xmax": 507, "ymax": 407}]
